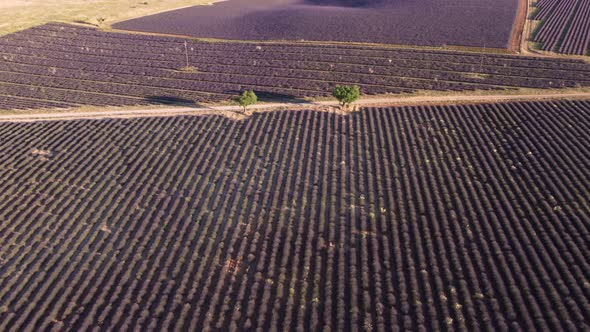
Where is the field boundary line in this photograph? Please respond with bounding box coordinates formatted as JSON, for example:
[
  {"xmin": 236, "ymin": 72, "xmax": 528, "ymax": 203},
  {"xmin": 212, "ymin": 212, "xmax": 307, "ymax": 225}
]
[{"xmin": 1, "ymin": 91, "xmax": 590, "ymax": 123}]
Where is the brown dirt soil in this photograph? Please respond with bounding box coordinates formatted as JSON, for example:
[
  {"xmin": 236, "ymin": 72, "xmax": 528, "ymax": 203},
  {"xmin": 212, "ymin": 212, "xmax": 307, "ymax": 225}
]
[{"xmin": 509, "ymin": 0, "xmax": 528, "ymax": 53}]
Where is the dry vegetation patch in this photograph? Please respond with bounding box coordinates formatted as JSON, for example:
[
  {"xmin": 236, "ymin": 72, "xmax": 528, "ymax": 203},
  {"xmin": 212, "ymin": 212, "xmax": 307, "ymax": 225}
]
[
  {"xmin": 0, "ymin": 0, "xmax": 217, "ymax": 36},
  {"xmin": 30, "ymin": 148, "xmax": 53, "ymax": 157}
]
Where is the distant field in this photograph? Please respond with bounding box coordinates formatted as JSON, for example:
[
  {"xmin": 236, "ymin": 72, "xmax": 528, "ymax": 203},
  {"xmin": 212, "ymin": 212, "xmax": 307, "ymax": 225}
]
[
  {"xmin": 0, "ymin": 0, "xmax": 214, "ymax": 36},
  {"xmin": 2, "ymin": 23, "xmax": 590, "ymax": 112},
  {"xmin": 531, "ymin": 0, "xmax": 590, "ymax": 55},
  {"xmin": 113, "ymin": 0, "xmax": 519, "ymax": 49},
  {"xmin": 0, "ymin": 101, "xmax": 589, "ymax": 330}
]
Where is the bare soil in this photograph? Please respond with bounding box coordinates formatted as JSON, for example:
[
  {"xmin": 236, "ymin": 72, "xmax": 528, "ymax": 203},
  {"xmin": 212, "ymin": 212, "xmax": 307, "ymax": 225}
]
[{"xmin": 509, "ymin": 0, "xmax": 528, "ymax": 53}]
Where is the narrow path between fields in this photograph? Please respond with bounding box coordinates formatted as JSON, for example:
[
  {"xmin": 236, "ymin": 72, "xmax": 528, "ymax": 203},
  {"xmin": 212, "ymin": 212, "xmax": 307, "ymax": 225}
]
[
  {"xmin": 510, "ymin": 0, "xmax": 528, "ymax": 53},
  {"xmin": 1, "ymin": 91, "xmax": 590, "ymax": 123}
]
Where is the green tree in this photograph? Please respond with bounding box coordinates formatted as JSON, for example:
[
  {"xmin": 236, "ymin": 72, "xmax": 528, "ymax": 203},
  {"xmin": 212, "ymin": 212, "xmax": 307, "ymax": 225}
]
[
  {"xmin": 332, "ymin": 85, "xmax": 360, "ymax": 108},
  {"xmin": 234, "ymin": 90, "xmax": 257, "ymax": 113}
]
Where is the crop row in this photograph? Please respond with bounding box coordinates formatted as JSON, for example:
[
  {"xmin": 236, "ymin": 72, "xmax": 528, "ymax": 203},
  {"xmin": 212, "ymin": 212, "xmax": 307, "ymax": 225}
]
[
  {"xmin": 0, "ymin": 42, "xmax": 580, "ymax": 92},
  {"xmin": 3, "ymin": 34, "xmax": 590, "ymax": 87},
  {"xmin": 17, "ymin": 23, "xmax": 590, "ymax": 70},
  {"xmin": 0, "ymin": 56, "xmax": 384, "ymax": 97},
  {"xmin": 0, "ymin": 95, "xmax": 74, "ymax": 111},
  {"xmin": 533, "ymin": 0, "xmax": 590, "ymax": 55},
  {"xmin": 0, "ymin": 100, "xmax": 589, "ymax": 330},
  {"xmin": 22, "ymin": 22, "xmax": 590, "ymax": 68}
]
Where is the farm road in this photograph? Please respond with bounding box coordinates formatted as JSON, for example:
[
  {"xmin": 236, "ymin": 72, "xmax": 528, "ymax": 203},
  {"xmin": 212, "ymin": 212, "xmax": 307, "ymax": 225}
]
[{"xmin": 1, "ymin": 91, "xmax": 590, "ymax": 122}]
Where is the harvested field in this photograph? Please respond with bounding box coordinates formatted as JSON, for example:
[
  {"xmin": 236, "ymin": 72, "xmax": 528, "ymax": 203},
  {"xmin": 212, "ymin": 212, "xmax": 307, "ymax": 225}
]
[
  {"xmin": 0, "ymin": 100, "xmax": 589, "ymax": 330},
  {"xmin": 113, "ymin": 0, "xmax": 518, "ymax": 48},
  {"xmin": 531, "ymin": 0, "xmax": 590, "ymax": 55},
  {"xmin": 2, "ymin": 23, "xmax": 590, "ymax": 111}
]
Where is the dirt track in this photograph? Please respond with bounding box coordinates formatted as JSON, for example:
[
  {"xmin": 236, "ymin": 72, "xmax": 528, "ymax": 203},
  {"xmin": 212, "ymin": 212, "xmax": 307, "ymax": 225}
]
[
  {"xmin": 510, "ymin": 0, "xmax": 528, "ymax": 53},
  {"xmin": 1, "ymin": 91, "xmax": 590, "ymax": 123}
]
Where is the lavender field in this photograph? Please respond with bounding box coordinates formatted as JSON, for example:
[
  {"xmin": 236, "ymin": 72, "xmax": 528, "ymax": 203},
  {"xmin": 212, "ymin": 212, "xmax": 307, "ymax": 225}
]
[
  {"xmin": 1, "ymin": 1, "xmax": 590, "ymax": 330},
  {"xmin": 0, "ymin": 101, "xmax": 589, "ymax": 330},
  {"xmin": 532, "ymin": 0, "xmax": 590, "ymax": 55},
  {"xmin": 1, "ymin": 23, "xmax": 590, "ymax": 111},
  {"xmin": 113, "ymin": 0, "xmax": 519, "ymax": 48}
]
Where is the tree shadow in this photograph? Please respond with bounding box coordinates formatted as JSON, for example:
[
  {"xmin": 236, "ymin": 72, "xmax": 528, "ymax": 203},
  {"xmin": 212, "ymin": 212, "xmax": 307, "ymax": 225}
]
[
  {"xmin": 225, "ymin": 90, "xmax": 310, "ymax": 104},
  {"xmin": 303, "ymin": 0, "xmax": 387, "ymax": 7},
  {"xmin": 144, "ymin": 95, "xmax": 201, "ymax": 107}
]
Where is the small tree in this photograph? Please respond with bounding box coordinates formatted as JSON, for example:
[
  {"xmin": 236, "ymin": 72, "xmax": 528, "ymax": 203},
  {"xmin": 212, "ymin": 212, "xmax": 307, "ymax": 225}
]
[
  {"xmin": 234, "ymin": 90, "xmax": 257, "ymax": 113},
  {"xmin": 332, "ymin": 85, "xmax": 360, "ymax": 108}
]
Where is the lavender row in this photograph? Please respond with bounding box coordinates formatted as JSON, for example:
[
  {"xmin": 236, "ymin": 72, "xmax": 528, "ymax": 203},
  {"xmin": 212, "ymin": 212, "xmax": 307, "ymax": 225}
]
[
  {"xmin": 7, "ymin": 29, "xmax": 590, "ymax": 76},
  {"xmin": 3, "ymin": 39, "xmax": 589, "ymax": 84},
  {"xmin": 0, "ymin": 40, "xmax": 580, "ymax": 91},
  {"xmin": 0, "ymin": 100, "xmax": 589, "ymax": 330},
  {"xmin": 0, "ymin": 82, "xmax": 151, "ymax": 107},
  {"xmin": 532, "ymin": 0, "xmax": 590, "ymax": 55},
  {"xmin": 558, "ymin": 0, "xmax": 590, "ymax": 55},
  {"xmin": 0, "ymin": 95, "xmax": 74, "ymax": 110},
  {"xmin": 17, "ymin": 27, "xmax": 590, "ymax": 68},
  {"xmin": 0, "ymin": 58, "xmax": 356, "ymax": 98}
]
